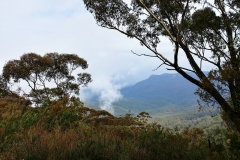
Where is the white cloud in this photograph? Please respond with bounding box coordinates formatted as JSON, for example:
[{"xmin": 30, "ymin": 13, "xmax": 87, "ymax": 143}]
[{"xmin": 80, "ymin": 74, "xmax": 125, "ymax": 115}]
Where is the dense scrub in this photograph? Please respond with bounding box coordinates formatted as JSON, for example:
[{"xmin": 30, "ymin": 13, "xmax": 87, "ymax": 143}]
[{"xmin": 0, "ymin": 98, "xmax": 240, "ymax": 160}]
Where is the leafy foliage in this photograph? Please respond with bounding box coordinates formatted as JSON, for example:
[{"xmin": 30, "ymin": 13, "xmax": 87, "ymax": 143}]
[{"xmin": 2, "ymin": 53, "xmax": 92, "ymax": 106}]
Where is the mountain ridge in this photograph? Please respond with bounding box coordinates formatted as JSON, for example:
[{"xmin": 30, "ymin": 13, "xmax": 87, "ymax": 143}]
[
  {"xmin": 115, "ymin": 72, "xmax": 201, "ymax": 113},
  {"xmin": 84, "ymin": 72, "xmax": 208, "ymax": 115}
]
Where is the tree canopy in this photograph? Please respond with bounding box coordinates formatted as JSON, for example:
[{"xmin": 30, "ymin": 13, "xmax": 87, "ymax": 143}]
[
  {"xmin": 83, "ymin": 0, "xmax": 240, "ymax": 131},
  {"xmin": 2, "ymin": 53, "xmax": 92, "ymax": 106}
]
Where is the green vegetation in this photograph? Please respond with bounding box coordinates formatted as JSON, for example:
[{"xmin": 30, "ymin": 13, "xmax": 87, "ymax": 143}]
[
  {"xmin": 150, "ymin": 105, "xmax": 224, "ymax": 133},
  {"xmin": 1, "ymin": 98, "xmax": 240, "ymax": 159},
  {"xmin": 86, "ymin": 101, "xmax": 225, "ymax": 133}
]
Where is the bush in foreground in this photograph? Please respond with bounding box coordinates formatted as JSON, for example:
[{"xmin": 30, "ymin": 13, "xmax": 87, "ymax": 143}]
[{"xmin": 0, "ymin": 100, "xmax": 240, "ymax": 160}]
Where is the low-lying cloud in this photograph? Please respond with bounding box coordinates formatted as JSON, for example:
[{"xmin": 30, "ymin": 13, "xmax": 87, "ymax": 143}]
[
  {"xmin": 98, "ymin": 84, "xmax": 122, "ymax": 115},
  {"xmin": 81, "ymin": 74, "xmax": 125, "ymax": 115}
]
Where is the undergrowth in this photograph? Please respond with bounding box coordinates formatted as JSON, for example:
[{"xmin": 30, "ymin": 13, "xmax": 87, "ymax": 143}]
[{"xmin": 0, "ymin": 98, "xmax": 240, "ymax": 160}]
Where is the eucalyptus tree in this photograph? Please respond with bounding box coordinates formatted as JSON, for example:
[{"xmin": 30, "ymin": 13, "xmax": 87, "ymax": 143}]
[
  {"xmin": 2, "ymin": 53, "xmax": 92, "ymax": 106},
  {"xmin": 83, "ymin": 0, "xmax": 240, "ymax": 131}
]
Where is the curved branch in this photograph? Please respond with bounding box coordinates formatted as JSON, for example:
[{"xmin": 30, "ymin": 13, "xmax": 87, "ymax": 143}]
[{"xmin": 138, "ymin": 0, "xmax": 176, "ymax": 42}]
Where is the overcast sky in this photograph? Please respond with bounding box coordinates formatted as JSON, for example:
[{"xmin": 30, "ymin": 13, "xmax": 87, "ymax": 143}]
[{"xmin": 0, "ymin": 0, "xmax": 212, "ymax": 113}]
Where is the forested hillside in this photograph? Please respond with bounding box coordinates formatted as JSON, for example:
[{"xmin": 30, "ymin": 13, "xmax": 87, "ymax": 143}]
[
  {"xmin": 87, "ymin": 73, "xmax": 200, "ymax": 112},
  {"xmin": 85, "ymin": 72, "xmax": 223, "ymax": 130},
  {"xmin": 117, "ymin": 73, "xmax": 200, "ymax": 111}
]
